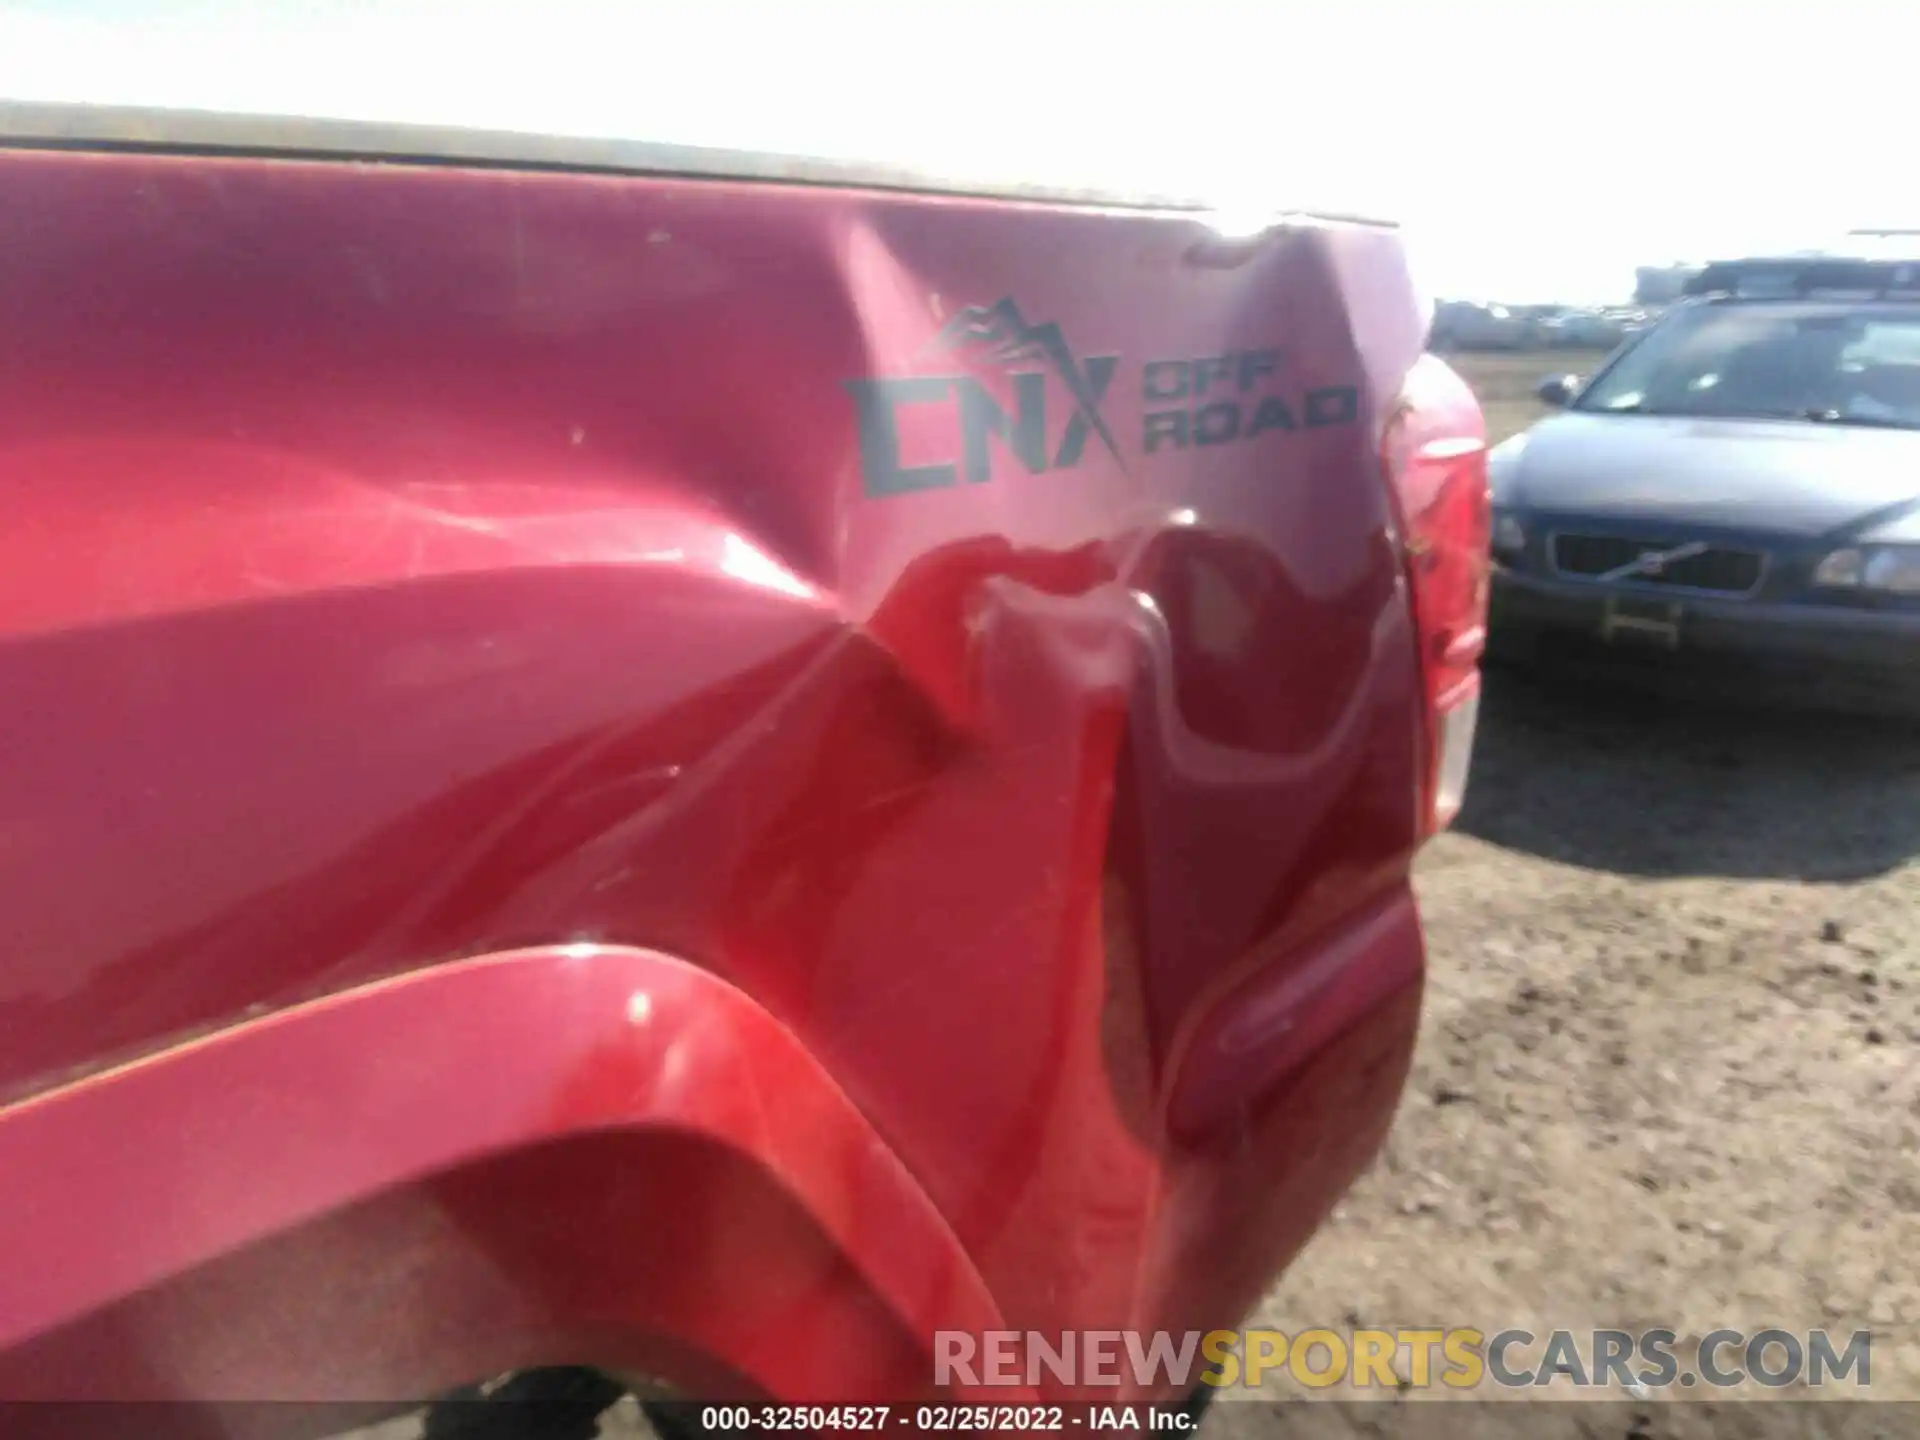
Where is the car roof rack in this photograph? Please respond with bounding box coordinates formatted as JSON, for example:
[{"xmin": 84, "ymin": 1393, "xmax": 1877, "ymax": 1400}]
[{"xmin": 1684, "ymin": 256, "xmax": 1920, "ymax": 300}]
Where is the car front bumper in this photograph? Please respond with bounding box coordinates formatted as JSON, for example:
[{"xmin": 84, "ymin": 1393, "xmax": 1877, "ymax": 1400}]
[{"xmin": 1489, "ymin": 566, "xmax": 1920, "ymax": 708}]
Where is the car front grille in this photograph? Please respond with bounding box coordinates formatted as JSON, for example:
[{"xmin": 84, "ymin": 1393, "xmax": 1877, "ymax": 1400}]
[{"xmin": 1548, "ymin": 534, "xmax": 1767, "ymax": 596}]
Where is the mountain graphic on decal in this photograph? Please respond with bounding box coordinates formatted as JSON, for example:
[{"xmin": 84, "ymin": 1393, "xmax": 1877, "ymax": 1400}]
[{"xmin": 927, "ymin": 298, "xmax": 1124, "ymax": 466}]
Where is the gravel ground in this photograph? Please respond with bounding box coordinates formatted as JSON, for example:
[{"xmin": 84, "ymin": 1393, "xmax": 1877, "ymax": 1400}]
[{"xmin": 1232, "ymin": 669, "xmax": 1920, "ymax": 1432}]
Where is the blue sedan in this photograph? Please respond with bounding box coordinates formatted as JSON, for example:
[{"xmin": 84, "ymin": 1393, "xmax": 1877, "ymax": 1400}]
[{"xmin": 1487, "ymin": 258, "xmax": 1920, "ymax": 709}]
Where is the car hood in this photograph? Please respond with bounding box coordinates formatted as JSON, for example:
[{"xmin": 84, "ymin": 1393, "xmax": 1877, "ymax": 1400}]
[{"xmin": 1494, "ymin": 411, "xmax": 1920, "ymax": 540}]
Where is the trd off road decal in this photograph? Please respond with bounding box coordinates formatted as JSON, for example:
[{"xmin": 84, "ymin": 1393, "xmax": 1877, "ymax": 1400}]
[{"xmin": 844, "ymin": 297, "xmax": 1360, "ymax": 498}]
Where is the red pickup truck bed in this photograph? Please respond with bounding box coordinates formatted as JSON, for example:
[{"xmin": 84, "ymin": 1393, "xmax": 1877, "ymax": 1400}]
[{"xmin": 0, "ymin": 107, "xmax": 1487, "ymax": 1414}]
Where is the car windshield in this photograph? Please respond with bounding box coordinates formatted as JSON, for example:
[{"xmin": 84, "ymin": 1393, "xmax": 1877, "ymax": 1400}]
[{"xmin": 1574, "ymin": 302, "xmax": 1920, "ymax": 428}]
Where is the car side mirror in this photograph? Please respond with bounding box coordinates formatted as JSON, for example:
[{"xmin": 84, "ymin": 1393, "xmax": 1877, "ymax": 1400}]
[{"xmin": 1536, "ymin": 375, "xmax": 1580, "ymax": 407}]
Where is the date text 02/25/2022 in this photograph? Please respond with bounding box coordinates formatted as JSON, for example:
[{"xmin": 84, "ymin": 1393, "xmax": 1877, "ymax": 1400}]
[{"xmin": 689, "ymin": 1404, "xmax": 1196, "ymax": 1432}]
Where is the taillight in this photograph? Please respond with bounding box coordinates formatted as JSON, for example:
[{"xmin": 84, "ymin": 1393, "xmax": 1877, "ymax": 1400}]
[{"xmin": 1380, "ymin": 354, "xmax": 1491, "ymax": 835}]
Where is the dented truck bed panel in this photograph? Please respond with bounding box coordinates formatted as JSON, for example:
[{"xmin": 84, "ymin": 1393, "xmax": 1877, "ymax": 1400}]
[{"xmin": 0, "ymin": 143, "xmax": 1431, "ymax": 1401}]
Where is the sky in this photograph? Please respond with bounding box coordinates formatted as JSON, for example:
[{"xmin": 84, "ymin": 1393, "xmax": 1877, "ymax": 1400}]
[{"xmin": 0, "ymin": 0, "xmax": 1914, "ymax": 304}]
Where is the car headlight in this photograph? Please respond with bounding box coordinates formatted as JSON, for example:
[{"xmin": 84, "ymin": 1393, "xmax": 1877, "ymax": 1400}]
[
  {"xmin": 1491, "ymin": 513, "xmax": 1527, "ymax": 558},
  {"xmin": 1813, "ymin": 549, "xmax": 1865, "ymax": 587},
  {"xmin": 1813, "ymin": 545, "xmax": 1920, "ymax": 594}
]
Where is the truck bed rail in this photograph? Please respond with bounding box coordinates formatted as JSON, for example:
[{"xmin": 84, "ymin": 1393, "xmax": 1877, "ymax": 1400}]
[{"xmin": 0, "ymin": 99, "xmax": 1396, "ymax": 224}]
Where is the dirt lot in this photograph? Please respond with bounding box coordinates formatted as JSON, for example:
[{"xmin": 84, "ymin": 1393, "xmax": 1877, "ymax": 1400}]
[
  {"xmin": 1223, "ymin": 352, "xmax": 1920, "ymax": 1433},
  {"xmin": 1463, "ymin": 349, "xmax": 1596, "ymax": 455}
]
